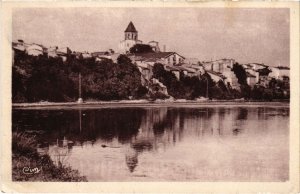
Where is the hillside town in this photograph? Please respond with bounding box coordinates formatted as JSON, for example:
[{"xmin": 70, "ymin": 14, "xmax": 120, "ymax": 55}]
[{"xmin": 12, "ymin": 21, "xmax": 290, "ymax": 102}]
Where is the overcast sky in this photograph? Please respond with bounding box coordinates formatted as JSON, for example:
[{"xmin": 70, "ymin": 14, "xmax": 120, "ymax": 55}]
[{"xmin": 13, "ymin": 8, "xmax": 289, "ymax": 66}]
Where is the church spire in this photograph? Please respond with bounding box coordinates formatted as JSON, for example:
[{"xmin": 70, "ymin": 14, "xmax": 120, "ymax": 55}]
[
  {"xmin": 124, "ymin": 21, "xmax": 138, "ymax": 40},
  {"xmin": 125, "ymin": 21, "xmax": 137, "ymax": 33}
]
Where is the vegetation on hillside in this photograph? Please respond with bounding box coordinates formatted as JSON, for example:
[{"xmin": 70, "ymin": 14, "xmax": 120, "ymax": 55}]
[
  {"xmin": 152, "ymin": 63, "xmax": 230, "ymax": 100},
  {"xmin": 232, "ymin": 63, "xmax": 289, "ymax": 100},
  {"xmin": 12, "ymin": 52, "xmax": 289, "ymax": 103},
  {"xmin": 12, "ymin": 132, "xmax": 87, "ymax": 181},
  {"xmin": 12, "ymin": 52, "xmax": 146, "ymax": 102}
]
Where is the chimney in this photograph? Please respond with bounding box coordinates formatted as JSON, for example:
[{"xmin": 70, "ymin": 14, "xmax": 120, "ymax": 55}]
[{"xmin": 163, "ymin": 45, "xmax": 166, "ymax": 52}]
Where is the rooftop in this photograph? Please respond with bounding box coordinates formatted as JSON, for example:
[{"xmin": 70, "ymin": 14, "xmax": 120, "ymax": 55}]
[
  {"xmin": 165, "ymin": 66, "xmax": 180, "ymax": 72},
  {"xmin": 246, "ymin": 72, "xmax": 256, "ymax": 78},
  {"xmin": 206, "ymin": 70, "xmax": 226, "ymax": 79},
  {"xmin": 276, "ymin": 66, "xmax": 290, "ymax": 70},
  {"xmin": 247, "ymin": 63, "xmax": 268, "ymax": 67},
  {"xmin": 125, "ymin": 21, "xmax": 137, "ymax": 33},
  {"xmin": 134, "ymin": 52, "xmax": 182, "ymax": 60}
]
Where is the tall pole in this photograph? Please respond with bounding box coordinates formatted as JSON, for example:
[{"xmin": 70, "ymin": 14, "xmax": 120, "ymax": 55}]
[
  {"xmin": 78, "ymin": 72, "xmax": 83, "ymax": 103},
  {"xmin": 79, "ymin": 73, "xmax": 82, "ymax": 99},
  {"xmin": 206, "ymin": 78, "xmax": 209, "ymax": 99},
  {"xmin": 79, "ymin": 109, "xmax": 82, "ymax": 133}
]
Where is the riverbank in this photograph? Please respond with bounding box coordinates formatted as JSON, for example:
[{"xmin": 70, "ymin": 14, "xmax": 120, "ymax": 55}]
[
  {"xmin": 12, "ymin": 132, "xmax": 87, "ymax": 182},
  {"xmin": 12, "ymin": 99, "xmax": 290, "ymax": 109}
]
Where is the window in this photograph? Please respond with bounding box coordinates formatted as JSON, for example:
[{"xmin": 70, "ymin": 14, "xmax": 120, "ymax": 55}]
[{"xmin": 173, "ymin": 55, "xmax": 176, "ymax": 65}]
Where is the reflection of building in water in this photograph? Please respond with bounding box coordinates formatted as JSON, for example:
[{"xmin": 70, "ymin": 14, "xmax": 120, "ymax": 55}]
[
  {"xmin": 48, "ymin": 136, "xmax": 74, "ymax": 167},
  {"xmin": 136, "ymin": 107, "xmax": 251, "ymax": 145},
  {"xmin": 125, "ymin": 138, "xmax": 155, "ymax": 173},
  {"xmin": 124, "ymin": 108, "xmax": 169, "ymax": 173},
  {"xmin": 125, "ymin": 147, "xmax": 138, "ymax": 173}
]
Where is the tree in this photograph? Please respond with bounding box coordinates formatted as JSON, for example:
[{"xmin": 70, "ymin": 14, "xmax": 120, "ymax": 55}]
[
  {"xmin": 129, "ymin": 44, "xmax": 154, "ymax": 54},
  {"xmin": 199, "ymin": 73, "xmax": 215, "ymax": 98},
  {"xmin": 152, "ymin": 63, "xmax": 214, "ymax": 100},
  {"xmin": 117, "ymin": 54, "xmax": 132, "ymax": 65},
  {"xmin": 82, "ymin": 55, "xmax": 143, "ymax": 100},
  {"xmin": 232, "ymin": 63, "xmax": 247, "ymax": 85}
]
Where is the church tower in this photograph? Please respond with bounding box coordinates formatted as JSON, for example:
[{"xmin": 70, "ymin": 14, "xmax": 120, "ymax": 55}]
[
  {"xmin": 125, "ymin": 21, "xmax": 138, "ymax": 41},
  {"xmin": 119, "ymin": 21, "xmax": 142, "ymax": 54}
]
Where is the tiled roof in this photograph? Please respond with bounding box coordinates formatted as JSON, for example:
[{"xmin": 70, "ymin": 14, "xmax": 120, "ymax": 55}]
[
  {"xmin": 125, "ymin": 21, "xmax": 137, "ymax": 32},
  {"xmin": 202, "ymin": 58, "xmax": 234, "ymax": 64},
  {"xmin": 91, "ymin": 51, "xmax": 109, "ymax": 57},
  {"xmin": 246, "ymin": 72, "xmax": 256, "ymax": 78},
  {"xmin": 257, "ymin": 67, "xmax": 271, "ymax": 75},
  {"xmin": 135, "ymin": 52, "xmax": 173, "ymax": 58},
  {"xmin": 134, "ymin": 52, "xmax": 185, "ymax": 61},
  {"xmin": 165, "ymin": 66, "xmax": 180, "ymax": 71},
  {"xmin": 137, "ymin": 63, "xmax": 149, "ymax": 69},
  {"xmin": 206, "ymin": 70, "xmax": 226, "ymax": 79},
  {"xmin": 177, "ymin": 66, "xmax": 196, "ymax": 73},
  {"xmin": 134, "ymin": 52, "xmax": 174, "ymax": 61},
  {"xmin": 247, "ymin": 63, "xmax": 268, "ymax": 67},
  {"xmin": 276, "ymin": 66, "xmax": 290, "ymax": 70}
]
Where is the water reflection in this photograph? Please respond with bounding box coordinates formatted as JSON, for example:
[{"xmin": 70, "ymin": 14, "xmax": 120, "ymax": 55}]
[{"xmin": 12, "ymin": 106, "xmax": 289, "ymax": 181}]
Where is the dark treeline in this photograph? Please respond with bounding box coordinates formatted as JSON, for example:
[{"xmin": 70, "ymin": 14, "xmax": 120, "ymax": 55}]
[
  {"xmin": 232, "ymin": 63, "xmax": 290, "ymax": 101},
  {"xmin": 152, "ymin": 63, "xmax": 242, "ymax": 100},
  {"xmin": 12, "ymin": 52, "xmax": 289, "ymax": 103},
  {"xmin": 152, "ymin": 63, "xmax": 225, "ymax": 100},
  {"xmin": 152, "ymin": 63, "xmax": 289, "ymax": 101},
  {"xmin": 12, "ymin": 52, "xmax": 147, "ymax": 102}
]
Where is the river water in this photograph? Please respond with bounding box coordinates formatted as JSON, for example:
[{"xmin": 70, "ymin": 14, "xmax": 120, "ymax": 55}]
[{"xmin": 12, "ymin": 105, "xmax": 289, "ymax": 181}]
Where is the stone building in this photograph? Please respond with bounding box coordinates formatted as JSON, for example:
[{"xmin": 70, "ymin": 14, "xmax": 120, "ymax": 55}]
[
  {"xmin": 118, "ymin": 21, "xmax": 142, "ymax": 54},
  {"xmin": 148, "ymin": 41, "xmax": 160, "ymax": 52},
  {"xmin": 202, "ymin": 59, "xmax": 239, "ymax": 89},
  {"xmin": 246, "ymin": 72, "xmax": 257, "ymax": 87},
  {"xmin": 26, "ymin": 44, "xmax": 44, "ymax": 56},
  {"xmin": 269, "ymin": 66, "xmax": 290, "ymax": 80}
]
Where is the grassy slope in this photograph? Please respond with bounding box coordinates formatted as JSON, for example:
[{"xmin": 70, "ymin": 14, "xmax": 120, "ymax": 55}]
[{"xmin": 12, "ymin": 132, "xmax": 87, "ymax": 182}]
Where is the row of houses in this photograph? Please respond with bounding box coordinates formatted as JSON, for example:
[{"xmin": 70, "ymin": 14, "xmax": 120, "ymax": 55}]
[
  {"xmin": 242, "ymin": 63, "xmax": 290, "ymax": 87},
  {"xmin": 13, "ymin": 20, "xmax": 290, "ymax": 93},
  {"xmin": 12, "ymin": 39, "xmax": 97, "ymax": 62},
  {"xmin": 12, "ymin": 38, "xmax": 290, "ymax": 92},
  {"xmin": 130, "ymin": 50, "xmax": 289, "ymax": 91},
  {"xmin": 13, "ymin": 38, "xmax": 290, "ymax": 92},
  {"xmin": 117, "ymin": 22, "xmax": 290, "ymax": 90}
]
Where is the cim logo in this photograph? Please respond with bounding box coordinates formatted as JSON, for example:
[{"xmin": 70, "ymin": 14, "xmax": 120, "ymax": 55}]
[{"xmin": 22, "ymin": 167, "xmax": 41, "ymax": 175}]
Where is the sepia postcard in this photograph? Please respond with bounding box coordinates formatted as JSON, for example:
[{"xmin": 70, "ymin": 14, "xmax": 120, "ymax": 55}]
[{"xmin": 0, "ymin": 1, "xmax": 299, "ymax": 193}]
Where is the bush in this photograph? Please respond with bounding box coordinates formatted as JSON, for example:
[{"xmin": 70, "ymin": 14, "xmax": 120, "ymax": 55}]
[
  {"xmin": 12, "ymin": 132, "xmax": 87, "ymax": 182},
  {"xmin": 129, "ymin": 44, "xmax": 154, "ymax": 54}
]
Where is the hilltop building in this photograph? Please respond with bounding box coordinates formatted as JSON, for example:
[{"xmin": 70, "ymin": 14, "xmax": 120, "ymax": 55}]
[
  {"xmin": 118, "ymin": 22, "xmax": 162, "ymax": 54},
  {"xmin": 257, "ymin": 67, "xmax": 272, "ymax": 88},
  {"xmin": 12, "ymin": 40, "xmax": 26, "ymax": 53},
  {"xmin": 243, "ymin": 64, "xmax": 260, "ymax": 83},
  {"xmin": 26, "ymin": 44, "xmax": 45, "ymax": 56},
  {"xmin": 118, "ymin": 22, "xmax": 143, "ymax": 54},
  {"xmin": 269, "ymin": 66, "xmax": 290, "ymax": 80},
  {"xmin": 246, "ymin": 72, "xmax": 257, "ymax": 87},
  {"xmin": 202, "ymin": 59, "xmax": 239, "ymax": 89},
  {"xmin": 246, "ymin": 63, "xmax": 268, "ymax": 70},
  {"xmin": 148, "ymin": 41, "xmax": 160, "ymax": 52},
  {"xmin": 132, "ymin": 52, "xmax": 185, "ymax": 66}
]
